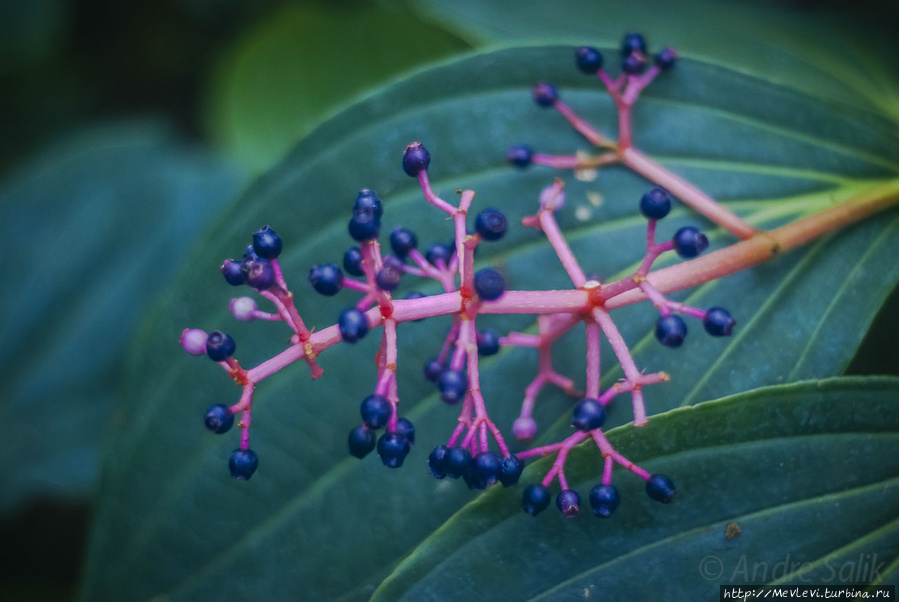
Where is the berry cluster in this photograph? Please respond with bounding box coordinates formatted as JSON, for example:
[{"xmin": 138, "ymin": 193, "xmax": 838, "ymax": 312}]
[{"xmin": 180, "ymin": 33, "xmax": 752, "ymax": 517}]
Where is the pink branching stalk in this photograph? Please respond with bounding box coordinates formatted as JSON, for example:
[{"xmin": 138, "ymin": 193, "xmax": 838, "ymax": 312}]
[{"xmin": 180, "ymin": 35, "xmax": 899, "ymax": 517}]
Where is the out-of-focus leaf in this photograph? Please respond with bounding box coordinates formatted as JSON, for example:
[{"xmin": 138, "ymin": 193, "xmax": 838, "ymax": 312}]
[
  {"xmin": 0, "ymin": 120, "xmax": 246, "ymax": 514},
  {"xmin": 203, "ymin": 0, "xmax": 470, "ymax": 172}
]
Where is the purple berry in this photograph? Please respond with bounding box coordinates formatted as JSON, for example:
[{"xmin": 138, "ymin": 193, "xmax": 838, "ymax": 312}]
[
  {"xmin": 395, "ymin": 417, "xmax": 415, "ymax": 445},
  {"xmin": 673, "ymin": 226, "xmax": 709, "ymax": 258},
  {"xmin": 522, "ymin": 484, "xmax": 552, "ymax": 516},
  {"xmin": 474, "ymin": 268, "xmax": 505, "ymax": 301},
  {"xmin": 531, "ymin": 82, "xmax": 558, "ymax": 107},
  {"xmin": 338, "ymin": 308, "xmax": 369, "ymax": 343},
  {"xmin": 639, "ymin": 186, "xmax": 672, "ymax": 220},
  {"xmin": 499, "ymin": 456, "xmax": 524, "ymax": 487},
  {"xmin": 180, "ymin": 328, "xmax": 208, "ymax": 355},
  {"xmin": 589, "ymin": 484, "xmax": 621, "ymax": 518},
  {"xmin": 241, "ymin": 257, "xmax": 276, "ymax": 290},
  {"xmin": 575, "ymin": 46, "xmax": 604, "ymax": 73},
  {"xmin": 204, "ymin": 404, "xmax": 234, "ymax": 434},
  {"xmin": 390, "ymin": 227, "xmax": 418, "ymax": 258},
  {"xmin": 656, "ymin": 315, "xmax": 688, "ymax": 348},
  {"xmin": 571, "ymin": 398, "xmax": 606, "ymax": 431},
  {"xmin": 506, "ymin": 145, "xmax": 533, "ymax": 169},
  {"xmin": 424, "ymin": 358, "xmax": 444, "ymax": 382},
  {"xmin": 403, "ymin": 142, "xmax": 430, "ymax": 177},
  {"xmin": 425, "ymin": 243, "xmax": 453, "ymax": 266},
  {"xmin": 469, "ymin": 451, "xmax": 502, "ymax": 489},
  {"xmin": 475, "ymin": 208, "xmax": 507, "ymax": 241},
  {"xmin": 646, "ymin": 474, "xmax": 677, "ymax": 503},
  {"xmin": 221, "ymin": 259, "xmax": 245, "ymax": 286},
  {"xmin": 375, "ymin": 263, "xmax": 402, "ymax": 291},
  {"xmin": 443, "ymin": 447, "xmax": 472, "ymax": 479},
  {"xmin": 477, "ymin": 329, "xmax": 501, "ymax": 356},
  {"xmin": 437, "ymin": 369, "xmax": 467, "ymax": 405},
  {"xmin": 252, "ymin": 226, "xmax": 282, "ymax": 259},
  {"xmin": 621, "ymin": 32, "xmax": 647, "ymax": 56},
  {"xmin": 343, "ymin": 247, "xmax": 365, "ymax": 276},
  {"xmin": 377, "ymin": 432, "xmax": 411, "ymax": 468},
  {"xmin": 360, "ymin": 394, "xmax": 392, "ymax": 429},
  {"xmin": 309, "ymin": 264, "xmax": 344, "ymax": 296},
  {"xmin": 348, "ymin": 426, "xmax": 376, "ymax": 459},
  {"xmin": 206, "ymin": 331, "xmax": 236, "ymax": 362},
  {"xmin": 703, "ymin": 307, "xmax": 735, "ymax": 337},
  {"xmin": 229, "ymin": 448, "xmax": 258, "ymax": 480},
  {"xmin": 655, "ymin": 47, "xmax": 678, "ymax": 71},
  {"xmin": 622, "ymin": 52, "xmax": 647, "ymax": 75},
  {"xmin": 354, "ymin": 188, "xmax": 383, "ymax": 218},
  {"xmin": 428, "ymin": 445, "xmax": 448, "ymax": 479},
  {"xmin": 557, "ymin": 489, "xmax": 580, "ymax": 517}
]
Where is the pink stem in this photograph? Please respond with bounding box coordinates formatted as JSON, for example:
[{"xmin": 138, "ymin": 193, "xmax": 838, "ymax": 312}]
[
  {"xmin": 553, "ymin": 100, "xmax": 616, "ymax": 148},
  {"xmin": 417, "ymin": 170, "xmax": 457, "ymax": 215},
  {"xmin": 585, "ymin": 320, "xmax": 601, "ymax": 399}
]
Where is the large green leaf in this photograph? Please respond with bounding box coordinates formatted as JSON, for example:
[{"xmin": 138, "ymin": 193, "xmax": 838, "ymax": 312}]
[
  {"xmin": 82, "ymin": 36, "xmax": 898, "ymax": 602},
  {"xmin": 204, "ymin": 0, "xmax": 469, "ymax": 172},
  {"xmin": 374, "ymin": 377, "xmax": 899, "ymax": 600},
  {"xmin": 0, "ymin": 121, "xmax": 246, "ymax": 514},
  {"xmin": 405, "ymin": 0, "xmax": 899, "ymax": 124}
]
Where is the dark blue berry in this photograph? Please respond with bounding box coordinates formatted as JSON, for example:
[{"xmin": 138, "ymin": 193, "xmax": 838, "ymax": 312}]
[
  {"xmin": 354, "ymin": 188, "xmax": 383, "ymax": 218},
  {"xmin": 507, "ymin": 145, "xmax": 533, "ymax": 169},
  {"xmin": 589, "ymin": 484, "xmax": 621, "ymax": 518},
  {"xmin": 475, "ymin": 208, "xmax": 508, "ymax": 241},
  {"xmin": 575, "ymin": 46, "xmax": 604, "ymax": 73},
  {"xmin": 646, "ymin": 474, "xmax": 677, "ymax": 503},
  {"xmin": 703, "ymin": 307, "xmax": 735, "ymax": 337},
  {"xmin": 221, "ymin": 259, "xmax": 245, "ymax": 286},
  {"xmin": 425, "ymin": 243, "xmax": 454, "ymax": 266},
  {"xmin": 377, "ymin": 432, "xmax": 411, "ymax": 468},
  {"xmin": 622, "ymin": 51, "xmax": 648, "ymax": 75},
  {"xmin": 375, "ymin": 263, "xmax": 403, "ymax": 291},
  {"xmin": 571, "ymin": 398, "xmax": 606, "ymax": 431},
  {"xmin": 403, "ymin": 141, "xmax": 430, "ymax": 177},
  {"xmin": 348, "ymin": 207, "xmax": 381, "ymax": 241},
  {"xmin": 428, "ymin": 445, "xmax": 448, "ymax": 479},
  {"xmin": 360, "ymin": 394, "xmax": 392, "ymax": 429},
  {"xmin": 474, "ymin": 268, "xmax": 505, "ymax": 301},
  {"xmin": 242, "ymin": 244, "xmax": 258, "ymax": 261},
  {"xmin": 242, "ymin": 257, "xmax": 276, "ymax": 290},
  {"xmin": 229, "ymin": 448, "xmax": 259, "ymax": 480},
  {"xmin": 655, "ymin": 47, "xmax": 678, "ymax": 71},
  {"xmin": 395, "ymin": 417, "xmax": 415, "ymax": 445},
  {"xmin": 672, "ymin": 226, "xmax": 709, "ymax": 258},
  {"xmin": 437, "ymin": 369, "xmax": 467, "ymax": 405},
  {"xmin": 252, "ymin": 226, "xmax": 283, "ymax": 259},
  {"xmin": 639, "ymin": 186, "xmax": 672, "ymax": 220},
  {"xmin": 477, "ymin": 329, "xmax": 501, "ymax": 356},
  {"xmin": 621, "ymin": 32, "xmax": 647, "ymax": 56},
  {"xmin": 338, "ymin": 308, "xmax": 369, "ymax": 343},
  {"xmin": 499, "ymin": 456, "xmax": 524, "ymax": 487},
  {"xmin": 470, "ymin": 452, "xmax": 502, "ymax": 489},
  {"xmin": 443, "ymin": 447, "xmax": 472, "ymax": 479},
  {"xmin": 343, "ymin": 247, "xmax": 365, "ymax": 276},
  {"xmin": 204, "ymin": 404, "xmax": 234, "ymax": 434},
  {"xmin": 656, "ymin": 315, "xmax": 688, "ymax": 348},
  {"xmin": 206, "ymin": 331, "xmax": 236, "ymax": 362},
  {"xmin": 557, "ymin": 489, "xmax": 581, "ymax": 517},
  {"xmin": 348, "ymin": 426, "xmax": 377, "ymax": 459},
  {"xmin": 531, "ymin": 82, "xmax": 558, "ymax": 107},
  {"xmin": 423, "ymin": 358, "xmax": 444, "ymax": 382},
  {"xmin": 522, "ymin": 484, "xmax": 552, "ymax": 516},
  {"xmin": 309, "ymin": 264, "xmax": 344, "ymax": 296},
  {"xmin": 390, "ymin": 227, "xmax": 418, "ymax": 258}
]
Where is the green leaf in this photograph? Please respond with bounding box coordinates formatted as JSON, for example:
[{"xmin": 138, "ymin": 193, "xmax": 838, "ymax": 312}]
[
  {"xmin": 405, "ymin": 0, "xmax": 899, "ymax": 124},
  {"xmin": 204, "ymin": 0, "xmax": 470, "ymax": 172},
  {"xmin": 0, "ymin": 121, "xmax": 246, "ymax": 514},
  {"xmin": 81, "ymin": 38, "xmax": 898, "ymax": 602},
  {"xmin": 373, "ymin": 377, "xmax": 899, "ymax": 601}
]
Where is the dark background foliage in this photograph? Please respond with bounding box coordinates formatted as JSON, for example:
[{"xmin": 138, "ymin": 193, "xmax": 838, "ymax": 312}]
[{"xmin": 0, "ymin": 1, "xmax": 896, "ymax": 600}]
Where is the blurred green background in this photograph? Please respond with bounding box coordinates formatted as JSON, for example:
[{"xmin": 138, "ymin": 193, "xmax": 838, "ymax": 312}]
[{"xmin": 1, "ymin": 0, "xmax": 897, "ymax": 600}]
